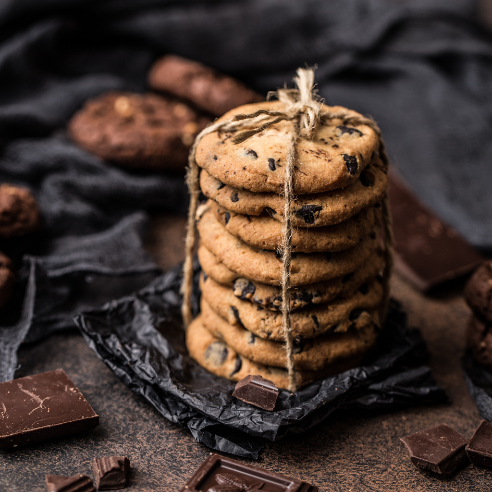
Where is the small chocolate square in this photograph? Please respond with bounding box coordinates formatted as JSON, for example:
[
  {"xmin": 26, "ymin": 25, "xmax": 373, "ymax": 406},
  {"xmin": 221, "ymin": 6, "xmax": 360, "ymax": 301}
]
[
  {"xmin": 92, "ymin": 456, "xmax": 130, "ymax": 490},
  {"xmin": 232, "ymin": 375, "xmax": 278, "ymax": 411},
  {"xmin": 400, "ymin": 424, "xmax": 469, "ymax": 476},
  {"xmin": 45, "ymin": 474, "xmax": 95, "ymax": 492},
  {"xmin": 181, "ymin": 453, "xmax": 317, "ymax": 491},
  {"xmin": 466, "ymin": 420, "xmax": 492, "ymax": 468}
]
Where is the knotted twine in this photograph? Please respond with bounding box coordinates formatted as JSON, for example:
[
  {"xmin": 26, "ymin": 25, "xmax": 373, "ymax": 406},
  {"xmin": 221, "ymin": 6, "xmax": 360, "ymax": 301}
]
[{"xmin": 181, "ymin": 68, "xmax": 394, "ymax": 393}]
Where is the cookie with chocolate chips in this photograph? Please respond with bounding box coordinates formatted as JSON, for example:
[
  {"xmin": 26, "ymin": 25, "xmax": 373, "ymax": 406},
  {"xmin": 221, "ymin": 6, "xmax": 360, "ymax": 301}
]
[
  {"xmin": 200, "ymin": 157, "xmax": 387, "ymax": 228},
  {"xmin": 69, "ymin": 92, "xmax": 210, "ymax": 171},
  {"xmin": 200, "ymin": 274, "xmax": 383, "ymax": 341},
  {"xmin": 196, "ymin": 202, "xmax": 381, "ymax": 286},
  {"xmin": 198, "ymin": 244, "xmax": 384, "ymax": 311},
  {"xmin": 195, "ymin": 101, "xmax": 380, "ymax": 194},
  {"xmin": 186, "ymin": 314, "xmax": 362, "ymax": 390},
  {"xmin": 0, "ymin": 184, "xmax": 40, "ymax": 238},
  {"xmin": 467, "ymin": 315, "xmax": 492, "ymax": 370},
  {"xmin": 0, "ymin": 251, "xmax": 14, "ymax": 308},
  {"xmin": 148, "ymin": 54, "xmax": 263, "ymax": 116},
  {"xmin": 201, "ymin": 300, "xmax": 378, "ymax": 371},
  {"xmin": 212, "ymin": 200, "xmax": 377, "ymax": 253},
  {"xmin": 465, "ymin": 261, "xmax": 492, "ymax": 324}
]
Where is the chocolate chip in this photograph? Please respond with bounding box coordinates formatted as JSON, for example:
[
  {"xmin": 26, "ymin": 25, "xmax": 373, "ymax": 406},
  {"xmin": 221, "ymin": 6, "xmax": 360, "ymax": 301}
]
[
  {"xmin": 343, "ymin": 154, "xmax": 358, "ymax": 175},
  {"xmin": 230, "ymin": 306, "xmax": 243, "ymax": 326},
  {"xmin": 294, "ymin": 204, "xmax": 322, "ymax": 225},
  {"xmin": 245, "ymin": 149, "xmax": 258, "ymax": 159},
  {"xmin": 349, "ymin": 308, "xmax": 364, "ymax": 321},
  {"xmin": 311, "ymin": 315, "xmax": 319, "ymax": 329},
  {"xmin": 229, "ymin": 356, "xmax": 242, "ymax": 377},
  {"xmin": 332, "ymin": 144, "xmax": 339, "ymax": 148},
  {"xmin": 343, "ymin": 272, "xmax": 355, "ymax": 284},
  {"xmin": 265, "ymin": 207, "xmax": 276, "ymax": 217},
  {"xmin": 293, "ymin": 336, "xmax": 305, "ymax": 354},
  {"xmin": 213, "ymin": 155, "xmax": 218, "ymax": 161},
  {"xmin": 231, "ymin": 192, "xmax": 239, "ymax": 202},
  {"xmin": 336, "ymin": 125, "xmax": 363, "ymax": 136},
  {"xmin": 204, "ymin": 342, "xmax": 228, "ymax": 366},
  {"xmin": 233, "ymin": 278, "xmax": 256, "ymax": 300},
  {"xmin": 224, "ymin": 212, "xmax": 231, "ymax": 225},
  {"xmin": 217, "ymin": 181, "xmax": 225, "ymax": 190},
  {"xmin": 326, "ymin": 252, "xmax": 332, "ymax": 261},
  {"xmin": 202, "ymin": 272, "xmax": 208, "ymax": 281},
  {"xmin": 360, "ymin": 170, "xmax": 375, "ymax": 187},
  {"xmin": 268, "ymin": 158, "xmax": 276, "ymax": 171},
  {"xmin": 292, "ymin": 291, "xmax": 314, "ymax": 305},
  {"xmin": 248, "ymin": 332, "xmax": 256, "ymax": 345},
  {"xmin": 256, "ymin": 305, "xmax": 264, "ymax": 311},
  {"xmin": 358, "ymin": 283, "xmax": 369, "ymax": 295},
  {"xmin": 374, "ymin": 202, "xmax": 381, "ymax": 208}
]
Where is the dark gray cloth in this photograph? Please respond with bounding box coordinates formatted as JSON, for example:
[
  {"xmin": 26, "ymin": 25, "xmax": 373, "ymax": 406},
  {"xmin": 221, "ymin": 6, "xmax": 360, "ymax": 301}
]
[{"xmin": 0, "ymin": 0, "xmax": 491, "ymax": 381}]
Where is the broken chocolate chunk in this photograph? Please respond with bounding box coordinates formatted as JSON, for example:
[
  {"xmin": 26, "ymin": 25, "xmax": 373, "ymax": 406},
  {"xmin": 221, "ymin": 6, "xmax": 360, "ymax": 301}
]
[
  {"xmin": 181, "ymin": 454, "xmax": 318, "ymax": 492},
  {"xmin": 0, "ymin": 369, "xmax": 99, "ymax": 450},
  {"xmin": 400, "ymin": 424, "xmax": 469, "ymax": 476},
  {"xmin": 46, "ymin": 474, "xmax": 95, "ymax": 492},
  {"xmin": 294, "ymin": 205, "xmax": 322, "ymax": 225},
  {"xmin": 230, "ymin": 192, "xmax": 239, "ymax": 202},
  {"xmin": 342, "ymin": 154, "xmax": 358, "ymax": 175},
  {"xmin": 268, "ymin": 158, "xmax": 276, "ymax": 171},
  {"xmin": 93, "ymin": 456, "xmax": 130, "ymax": 490},
  {"xmin": 336, "ymin": 125, "xmax": 362, "ymax": 137},
  {"xmin": 232, "ymin": 375, "xmax": 279, "ymax": 411},
  {"xmin": 466, "ymin": 420, "xmax": 492, "ymax": 468}
]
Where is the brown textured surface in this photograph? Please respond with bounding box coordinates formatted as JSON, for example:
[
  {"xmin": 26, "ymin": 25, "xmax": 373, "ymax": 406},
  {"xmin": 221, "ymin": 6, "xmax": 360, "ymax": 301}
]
[{"xmin": 2, "ymin": 214, "xmax": 492, "ymax": 491}]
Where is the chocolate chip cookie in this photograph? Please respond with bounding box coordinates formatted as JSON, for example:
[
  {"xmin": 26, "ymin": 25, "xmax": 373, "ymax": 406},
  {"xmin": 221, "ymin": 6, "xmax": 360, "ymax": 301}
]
[
  {"xmin": 148, "ymin": 55, "xmax": 263, "ymax": 116},
  {"xmin": 0, "ymin": 251, "xmax": 14, "ymax": 308},
  {"xmin": 195, "ymin": 101, "xmax": 380, "ymax": 194},
  {"xmin": 201, "ymin": 300, "xmax": 377, "ymax": 371},
  {"xmin": 199, "ymin": 244, "xmax": 384, "ymax": 311},
  {"xmin": 69, "ymin": 92, "xmax": 210, "ymax": 171},
  {"xmin": 213, "ymin": 201, "xmax": 377, "ymax": 253},
  {"xmin": 186, "ymin": 314, "xmax": 362, "ymax": 389},
  {"xmin": 465, "ymin": 261, "xmax": 492, "ymax": 324},
  {"xmin": 200, "ymin": 275, "xmax": 383, "ymax": 340},
  {"xmin": 200, "ymin": 158, "xmax": 387, "ymax": 227},
  {"xmin": 466, "ymin": 315, "xmax": 492, "ymax": 370},
  {"xmin": 0, "ymin": 184, "xmax": 40, "ymax": 237},
  {"xmin": 196, "ymin": 202, "xmax": 380, "ymax": 286}
]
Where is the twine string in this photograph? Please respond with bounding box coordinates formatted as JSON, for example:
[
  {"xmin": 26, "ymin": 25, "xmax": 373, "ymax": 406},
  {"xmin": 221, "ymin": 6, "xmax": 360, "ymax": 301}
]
[{"xmin": 181, "ymin": 68, "xmax": 393, "ymax": 392}]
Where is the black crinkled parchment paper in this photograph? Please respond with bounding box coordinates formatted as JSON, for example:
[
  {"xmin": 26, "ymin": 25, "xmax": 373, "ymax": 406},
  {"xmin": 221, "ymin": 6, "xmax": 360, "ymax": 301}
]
[
  {"xmin": 75, "ymin": 261, "xmax": 446, "ymax": 459},
  {"xmin": 462, "ymin": 352, "xmax": 492, "ymax": 422}
]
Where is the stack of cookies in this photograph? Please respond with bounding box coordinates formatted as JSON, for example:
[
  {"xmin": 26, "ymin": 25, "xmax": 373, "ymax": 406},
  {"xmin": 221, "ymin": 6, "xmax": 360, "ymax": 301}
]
[{"xmin": 186, "ymin": 100, "xmax": 390, "ymax": 390}]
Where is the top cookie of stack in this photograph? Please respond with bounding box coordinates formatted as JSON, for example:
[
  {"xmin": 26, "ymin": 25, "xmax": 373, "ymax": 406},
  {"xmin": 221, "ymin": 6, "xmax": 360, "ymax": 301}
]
[{"xmin": 186, "ymin": 100, "xmax": 390, "ymax": 390}]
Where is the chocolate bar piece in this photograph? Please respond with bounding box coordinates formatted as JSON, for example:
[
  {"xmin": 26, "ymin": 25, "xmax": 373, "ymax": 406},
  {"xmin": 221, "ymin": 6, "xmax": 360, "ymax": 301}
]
[
  {"xmin": 400, "ymin": 424, "xmax": 469, "ymax": 476},
  {"xmin": 0, "ymin": 369, "xmax": 99, "ymax": 450},
  {"xmin": 389, "ymin": 171, "xmax": 484, "ymax": 291},
  {"xmin": 181, "ymin": 453, "xmax": 318, "ymax": 492},
  {"xmin": 466, "ymin": 420, "xmax": 492, "ymax": 468},
  {"xmin": 93, "ymin": 456, "xmax": 130, "ymax": 490},
  {"xmin": 45, "ymin": 474, "xmax": 95, "ymax": 492},
  {"xmin": 232, "ymin": 375, "xmax": 278, "ymax": 411}
]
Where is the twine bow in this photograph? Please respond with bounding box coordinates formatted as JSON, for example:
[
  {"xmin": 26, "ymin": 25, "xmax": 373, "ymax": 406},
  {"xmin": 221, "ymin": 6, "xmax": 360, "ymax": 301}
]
[{"xmin": 181, "ymin": 68, "xmax": 393, "ymax": 393}]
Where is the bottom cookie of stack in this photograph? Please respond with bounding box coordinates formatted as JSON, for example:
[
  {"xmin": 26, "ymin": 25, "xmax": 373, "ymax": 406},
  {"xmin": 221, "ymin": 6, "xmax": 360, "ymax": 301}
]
[{"xmin": 186, "ymin": 315, "xmax": 369, "ymax": 389}]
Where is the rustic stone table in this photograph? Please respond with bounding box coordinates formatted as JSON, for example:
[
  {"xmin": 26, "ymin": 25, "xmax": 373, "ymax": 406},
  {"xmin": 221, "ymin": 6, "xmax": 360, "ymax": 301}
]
[{"xmin": 1, "ymin": 214, "xmax": 491, "ymax": 492}]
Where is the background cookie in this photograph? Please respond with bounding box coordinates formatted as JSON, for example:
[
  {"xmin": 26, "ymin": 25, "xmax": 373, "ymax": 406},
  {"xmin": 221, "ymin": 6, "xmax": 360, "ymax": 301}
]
[
  {"xmin": 148, "ymin": 54, "xmax": 263, "ymax": 116},
  {"xmin": 201, "ymin": 300, "xmax": 377, "ymax": 371},
  {"xmin": 200, "ymin": 275, "xmax": 383, "ymax": 340},
  {"xmin": 464, "ymin": 260, "xmax": 492, "ymax": 323},
  {"xmin": 186, "ymin": 315, "xmax": 361, "ymax": 390},
  {"xmin": 200, "ymin": 158, "xmax": 387, "ymax": 227},
  {"xmin": 197, "ymin": 202, "xmax": 380, "ymax": 286},
  {"xmin": 69, "ymin": 92, "xmax": 210, "ymax": 171},
  {"xmin": 467, "ymin": 315, "xmax": 492, "ymax": 370},
  {"xmin": 213, "ymin": 201, "xmax": 376, "ymax": 253},
  {"xmin": 196, "ymin": 101, "xmax": 380, "ymax": 194},
  {"xmin": 0, "ymin": 184, "xmax": 40, "ymax": 237}
]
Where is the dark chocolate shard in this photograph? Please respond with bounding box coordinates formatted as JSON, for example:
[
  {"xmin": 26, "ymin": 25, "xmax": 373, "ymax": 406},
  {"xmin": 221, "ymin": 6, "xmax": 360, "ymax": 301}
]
[
  {"xmin": 46, "ymin": 474, "xmax": 95, "ymax": 492},
  {"xmin": 268, "ymin": 158, "xmax": 276, "ymax": 171},
  {"xmin": 342, "ymin": 154, "xmax": 358, "ymax": 175},
  {"xmin": 400, "ymin": 424, "xmax": 469, "ymax": 476},
  {"xmin": 0, "ymin": 369, "xmax": 99, "ymax": 450},
  {"xmin": 92, "ymin": 456, "xmax": 130, "ymax": 490},
  {"xmin": 181, "ymin": 453, "xmax": 318, "ymax": 492},
  {"xmin": 466, "ymin": 420, "xmax": 492, "ymax": 468},
  {"xmin": 230, "ymin": 192, "xmax": 239, "ymax": 202},
  {"xmin": 336, "ymin": 125, "xmax": 362, "ymax": 137},
  {"xmin": 233, "ymin": 375, "xmax": 279, "ymax": 411},
  {"xmin": 294, "ymin": 205, "xmax": 322, "ymax": 225}
]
